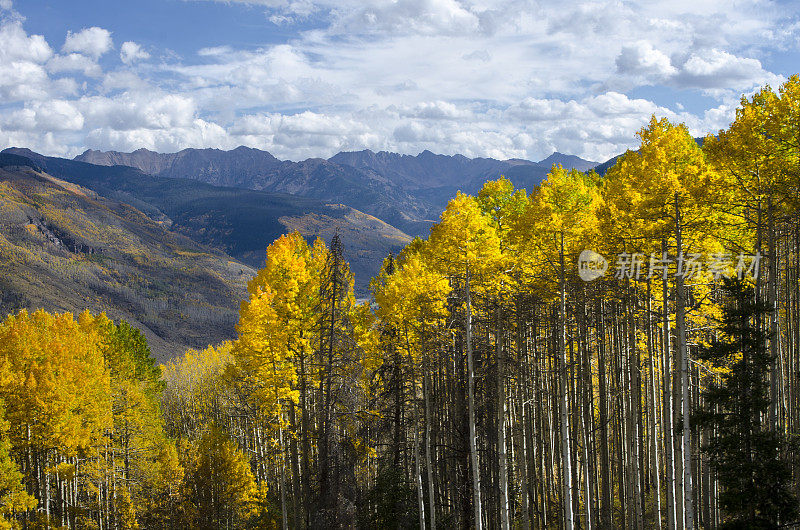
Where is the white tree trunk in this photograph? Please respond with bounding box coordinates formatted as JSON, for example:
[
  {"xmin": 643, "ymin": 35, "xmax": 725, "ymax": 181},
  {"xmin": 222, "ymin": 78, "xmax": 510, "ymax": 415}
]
[
  {"xmin": 675, "ymin": 193, "xmax": 694, "ymax": 530},
  {"xmin": 466, "ymin": 267, "xmax": 483, "ymax": 529},
  {"xmin": 662, "ymin": 239, "xmax": 678, "ymax": 530},
  {"xmin": 558, "ymin": 233, "xmax": 575, "ymax": 530},
  {"xmin": 497, "ymin": 304, "xmax": 511, "ymax": 530},
  {"xmin": 647, "ymin": 286, "xmax": 663, "ymax": 530},
  {"xmin": 423, "ymin": 365, "xmax": 437, "ymax": 530}
]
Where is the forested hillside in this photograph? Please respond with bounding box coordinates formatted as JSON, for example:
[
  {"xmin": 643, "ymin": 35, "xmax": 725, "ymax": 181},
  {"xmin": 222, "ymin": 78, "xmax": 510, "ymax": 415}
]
[
  {"xmin": 0, "ymin": 152, "xmax": 411, "ymax": 294},
  {"xmin": 2, "ymin": 76, "xmax": 800, "ymax": 529},
  {"xmin": 0, "ymin": 164, "xmax": 252, "ymax": 359}
]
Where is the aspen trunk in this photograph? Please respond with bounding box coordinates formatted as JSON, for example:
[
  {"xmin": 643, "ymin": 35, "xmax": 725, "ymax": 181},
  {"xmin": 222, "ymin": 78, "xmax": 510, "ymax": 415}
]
[
  {"xmin": 647, "ymin": 282, "xmax": 663, "ymax": 529},
  {"xmin": 465, "ymin": 267, "xmax": 483, "ymax": 529},
  {"xmin": 516, "ymin": 304, "xmax": 532, "ymax": 530},
  {"xmin": 298, "ymin": 351, "xmax": 311, "ymax": 527},
  {"xmin": 497, "ymin": 304, "xmax": 511, "ymax": 530},
  {"xmin": 558, "ymin": 233, "xmax": 575, "ymax": 530},
  {"xmin": 288, "ymin": 404, "xmax": 302, "ymax": 530},
  {"xmin": 662, "ymin": 239, "xmax": 678, "ymax": 530},
  {"xmin": 423, "ymin": 363, "xmax": 437, "ymax": 530},
  {"xmin": 674, "ymin": 193, "xmax": 694, "ymax": 529},
  {"xmin": 627, "ymin": 298, "xmax": 644, "ymax": 529},
  {"xmin": 412, "ymin": 375, "xmax": 426, "ymax": 530},
  {"xmin": 596, "ymin": 298, "xmax": 613, "ymax": 529},
  {"xmin": 578, "ymin": 297, "xmax": 595, "ymax": 530},
  {"xmin": 278, "ymin": 423, "xmax": 289, "ymax": 530},
  {"xmin": 768, "ymin": 195, "xmax": 779, "ymax": 431}
]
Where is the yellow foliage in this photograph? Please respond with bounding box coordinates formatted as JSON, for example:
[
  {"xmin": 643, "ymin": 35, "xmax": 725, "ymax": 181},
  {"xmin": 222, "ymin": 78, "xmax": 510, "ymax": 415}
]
[{"xmin": 0, "ymin": 309, "xmax": 111, "ymax": 455}]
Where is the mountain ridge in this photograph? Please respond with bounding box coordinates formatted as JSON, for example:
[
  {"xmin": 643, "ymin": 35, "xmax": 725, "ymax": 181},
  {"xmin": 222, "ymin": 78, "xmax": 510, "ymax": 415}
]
[
  {"xmin": 74, "ymin": 146, "xmax": 598, "ymax": 236},
  {"xmin": 3, "ymin": 148, "xmax": 411, "ymax": 294},
  {"xmin": 538, "ymin": 152, "xmax": 599, "ymax": 172},
  {"xmin": 77, "ymin": 146, "xmax": 598, "ymax": 183},
  {"xmin": 79, "ymin": 145, "xmax": 432, "ymax": 236}
]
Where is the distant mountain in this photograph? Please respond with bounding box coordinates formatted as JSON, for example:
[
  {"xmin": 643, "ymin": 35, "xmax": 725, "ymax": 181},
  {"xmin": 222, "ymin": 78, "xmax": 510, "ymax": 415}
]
[
  {"xmin": 5, "ymin": 148, "xmax": 410, "ymax": 294},
  {"xmin": 329, "ymin": 148, "xmax": 598, "ymax": 192},
  {"xmin": 0, "ymin": 162, "xmax": 254, "ymax": 360},
  {"xmin": 77, "ymin": 147, "xmax": 433, "ymax": 236},
  {"xmin": 330, "ymin": 149, "xmax": 516, "ymax": 189},
  {"xmin": 538, "ymin": 152, "xmax": 599, "ymax": 172},
  {"xmin": 592, "ymin": 154, "xmax": 623, "ymax": 176},
  {"xmin": 75, "ymin": 147, "xmax": 599, "ymax": 236},
  {"xmin": 77, "ymin": 146, "xmax": 282, "ymax": 185},
  {"xmin": 0, "ymin": 152, "xmax": 44, "ymax": 170}
]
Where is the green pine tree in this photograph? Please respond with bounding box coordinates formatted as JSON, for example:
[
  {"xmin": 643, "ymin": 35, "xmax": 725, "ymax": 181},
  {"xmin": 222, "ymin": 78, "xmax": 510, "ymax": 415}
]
[{"xmin": 695, "ymin": 278, "xmax": 797, "ymax": 528}]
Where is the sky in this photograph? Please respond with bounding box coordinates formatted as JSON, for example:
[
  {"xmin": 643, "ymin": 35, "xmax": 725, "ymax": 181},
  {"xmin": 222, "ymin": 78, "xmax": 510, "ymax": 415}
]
[{"xmin": 0, "ymin": 0, "xmax": 797, "ymax": 162}]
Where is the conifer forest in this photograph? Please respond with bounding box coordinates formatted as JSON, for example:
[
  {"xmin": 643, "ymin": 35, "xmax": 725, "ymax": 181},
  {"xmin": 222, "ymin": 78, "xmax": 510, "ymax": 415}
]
[{"xmin": 5, "ymin": 77, "xmax": 800, "ymax": 529}]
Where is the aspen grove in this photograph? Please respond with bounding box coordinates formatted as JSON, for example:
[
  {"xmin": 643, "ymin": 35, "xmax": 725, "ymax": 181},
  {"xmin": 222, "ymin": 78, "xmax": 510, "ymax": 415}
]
[{"xmin": 3, "ymin": 76, "xmax": 800, "ymax": 529}]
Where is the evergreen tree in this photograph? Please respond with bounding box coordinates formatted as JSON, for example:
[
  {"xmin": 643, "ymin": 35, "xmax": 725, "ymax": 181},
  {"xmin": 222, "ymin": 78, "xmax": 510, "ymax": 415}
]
[
  {"xmin": 314, "ymin": 232, "xmax": 361, "ymax": 527},
  {"xmin": 695, "ymin": 278, "xmax": 797, "ymax": 528}
]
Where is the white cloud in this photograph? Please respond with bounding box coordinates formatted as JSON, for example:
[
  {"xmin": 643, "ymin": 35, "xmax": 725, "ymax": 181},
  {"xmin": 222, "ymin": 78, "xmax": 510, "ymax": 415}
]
[
  {"xmin": 62, "ymin": 27, "xmax": 112, "ymax": 59},
  {"xmin": 0, "ymin": 61, "xmax": 49, "ymax": 101},
  {"xmin": 500, "ymin": 92, "xmax": 690, "ymax": 160},
  {"xmin": 79, "ymin": 93, "xmax": 197, "ymax": 131},
  {"xmin": 616, "ymin": 41, "xmax": 677, "ymax": 79},
  {"xmin": 0, "ymin": 0, "xmax": 797, "ymax": 164},
  {"xmin": 84, "ymin": 118, "xmax": 230, "ymax": 153},
  {"xmin": 0, "ymin": 18, "xmax": 62, "ymax": 103},
  {"xmin": 0, "ymin": 127, "xmax": 78, "ymax": 157},
  {"xmin": 3, "ymin": 100, "xmax": 84, "ymax": 131},
  {"xmin": 586, "ymin": 92, "xmax": 662, "ymax": 117},
  {"xmin": 339, "ymin": 0, "xmax": 480, "ymax": 36},
  {"xmin": 0, "ymin": 19, "xmax": 52, "ymax": 63},
  {"xmin": 197, "ymin": 45, "xmax": 233, "ymax": 57},
  {"xmin": 397, "ymin": 101, "xmax": 472, "ymax": 120},
  {"xmin": 120, "ymin": 41, "xmax": 150, "ymax": 64},
  {"xmin": 100, "ymin": 71, "xmax": 150, "ymax": 93},
  {"xmin": 48, "ymin": 52, "xmax": 102, "ymax": 76},
  {"xmin": 506, "ymin": 98, "xmax": 582, "ymax": 122},
  {"xmin": 676, "ymin": 49, "xmax": 775, "ymax": 89},
  {"xmin": 36, "ymin": 100, "xmax": 85, "ymax": 131},
  {"xmin": 392, "ymin": 121, "xmax": 442, "ymax": 143},
  {"xmin": 462, "ymin": 49, "xmax": 490, "ymax": 62},
  {"xmin": 614, "ymin": 42, "xmax": 781, "ymax": 95},
  {"xmin": 228, "ymin": 111, "xmax": 378, "ymax": 158}
]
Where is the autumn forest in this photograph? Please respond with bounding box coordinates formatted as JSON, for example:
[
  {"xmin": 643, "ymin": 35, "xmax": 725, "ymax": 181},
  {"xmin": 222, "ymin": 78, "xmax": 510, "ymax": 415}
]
[{"xmin": 3, "ymin": 76, "xmax": 800, "ymax": 529}]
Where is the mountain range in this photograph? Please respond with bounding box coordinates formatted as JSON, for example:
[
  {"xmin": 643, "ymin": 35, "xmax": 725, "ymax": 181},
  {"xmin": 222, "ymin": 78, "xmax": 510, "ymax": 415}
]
[{"xmin": 75, "ymin": 146, "xmax": 598, "ymax": 236}]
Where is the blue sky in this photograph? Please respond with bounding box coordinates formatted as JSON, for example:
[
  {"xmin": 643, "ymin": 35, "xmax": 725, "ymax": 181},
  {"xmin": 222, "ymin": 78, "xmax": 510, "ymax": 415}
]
[{"xmin": 1, "ymin": 0, "xmax": 798, "ymax": 162}]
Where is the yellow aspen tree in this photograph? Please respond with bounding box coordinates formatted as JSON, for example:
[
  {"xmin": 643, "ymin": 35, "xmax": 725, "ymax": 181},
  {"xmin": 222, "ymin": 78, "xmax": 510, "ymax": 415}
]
[
  {"xmin": 526, "ymin": 165, "xmax": 602, "ymax": 530},
  {"xmin": 161, "ymin": 343, "xmax": 236, "ymax": 437},
  {"xmin": 477, "ymin": 176, "xmax": 528, "ymax": 530},
  {"xmin": 0, "ymin": 310, "xmax": 111, "ymax": 527},
  {"xmin": 604, "ymin": 117, "xmax": 724, "ymax": 529},
  {"xmin": 706, "ymin": 83, "xmax": 798, "ymax": 433},
  {"xmin": 0, "ymin": 397, "xmax": 36, "ymax": 529},
  {"xmin": 233, "ymin": 232, "xmax": 319, "ymax": 528},
  {"xmin": 234, "ymin": 281, "xmax": 299, "ymax": 416},
  {"xmin": 186, "ymin": 426, "xmax": 259, "ymax": 529},
  {"xmin": 428, "ymin": 192, "xmax": 503, "ymax": 530}
]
